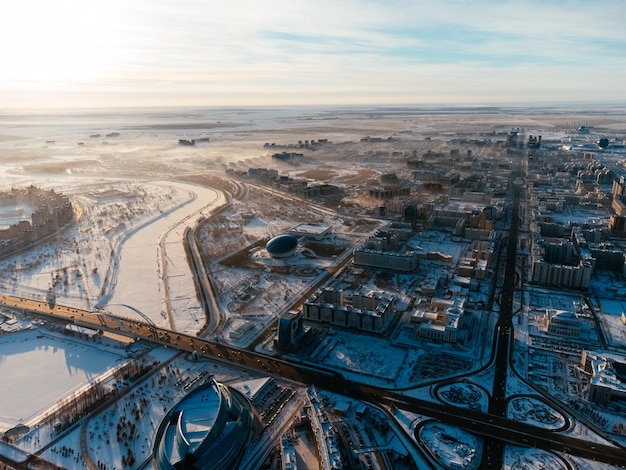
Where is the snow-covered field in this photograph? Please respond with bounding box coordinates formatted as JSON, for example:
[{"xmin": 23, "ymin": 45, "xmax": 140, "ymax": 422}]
[
  {"xmin": 9, "ymin": 346, "xmax": 272, "ymax": 470},
  {"xmin": 0, "ymin": 179, "xmax": 225, "ymax": 334},
  {"xmin": 437, "ymin": 382, "xmax": 489, "ymax": 411},
  {"xmin": 507, "ymin": 395, "xmax": 566, "ymax": 430},
  {"xmin": 0, "ymin": 330, "xmax": 125, "ymax": 430},
  {"xmin": 0, "ymin": 108, "xmax": 395, "ymax": 468},
  {"xmin": 417, "ymin": 421, "xmax": 481, "ymax": 469},
  {"xmin": 309, "ymin": 330, "xmax": 409, "ymax": 383},
  {"xmin": 596, "ymin": 297, "xmax": 626, "ymax": 348},
  {"xmin": 504, "ymin": 445, "xmax": 569, "ymax": 470},
  {"xmin": 102, "ymin": 181, "xmax": 224, "ymax": 333},
  {"xmin": 3, "ymin": 107, "xmax": 626, "ymax": 468}
]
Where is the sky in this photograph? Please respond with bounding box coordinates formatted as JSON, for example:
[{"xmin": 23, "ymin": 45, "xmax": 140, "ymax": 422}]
[{"xmin": 1, "ymin": 0, "xmax": 625, "ymax": 109}]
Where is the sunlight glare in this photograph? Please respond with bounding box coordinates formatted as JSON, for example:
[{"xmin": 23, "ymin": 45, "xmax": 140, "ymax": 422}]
[{"xmin": 0, "ymin": 0, "xmax": 124, "ymax": 84}]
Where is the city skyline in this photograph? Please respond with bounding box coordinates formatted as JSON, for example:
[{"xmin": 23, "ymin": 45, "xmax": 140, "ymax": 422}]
[{"xmin": 1, "ymin": 0, "xmax": 626, "ymax": 109}]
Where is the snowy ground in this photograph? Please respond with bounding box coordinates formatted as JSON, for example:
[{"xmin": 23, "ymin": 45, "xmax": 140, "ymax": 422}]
[
  {"xmin": 0, "ymin": 329, "xmax": 126, "ymax": 430},
  {"xmin": 312, "ymin": 331, "xmax": 410, "ymax": 383},
  {"xmin": 0, "ymin": 177, "xmax": 225, "ymax": 335},
  {"xmin": 513, "ymin": 286, "xmax": 626, "ymax": 447},
  {"xmin": 12, "ymin": 346, "xmax": 273, "ymax": 470},
  {"xmin": 2, "ymin": 108, "xmax": 626, "ymax": 468},
  {"xmin": 504, "ymin": 445, "xmax": 570, "ymax": 470},
  {"xmin": 436, "ymin": 382, "xmax": 490, "ymax": 412},
  {"xmin": 596, "ymin": 297, "xmax": 626, "ymax": 348},
  {"xmin": 418, "ymin": 421, "xmax": 481, "ymax": 469},
  {"xmin": 507, "ymin": 395, "xmax": 566, "ymax": 430},
  {"xmin": 398, "ymin": 409, "xmax": 623, "ymax": 470},
  {"xmin": 200, "ymin": 183, "xmax": 375, "ymax": 344},
  {"xmin": 102, "ymin": 181, "xmax": 224, "ymax": 333}
]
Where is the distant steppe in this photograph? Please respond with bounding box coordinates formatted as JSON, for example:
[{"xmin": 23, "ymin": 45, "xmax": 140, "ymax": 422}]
[{"xmin": 1, "ymin": 107, "xmax": 625, "ymax": 183}]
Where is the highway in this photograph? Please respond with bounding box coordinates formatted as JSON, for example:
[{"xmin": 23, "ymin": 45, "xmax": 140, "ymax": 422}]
[{"xmin": 2, "ymin": 293, "xmax": 626, "ymax": 467}]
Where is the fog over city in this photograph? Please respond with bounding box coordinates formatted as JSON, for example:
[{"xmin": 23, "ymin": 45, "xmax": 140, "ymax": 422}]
[{"xmin": 2, "ymin": 1, "xmax": 626, "ymax": 470}]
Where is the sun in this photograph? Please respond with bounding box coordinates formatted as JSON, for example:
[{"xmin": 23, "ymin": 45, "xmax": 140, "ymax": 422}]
[{"xmin": 0, "ymin": 0, "xmax": 123, "ymax": 84}]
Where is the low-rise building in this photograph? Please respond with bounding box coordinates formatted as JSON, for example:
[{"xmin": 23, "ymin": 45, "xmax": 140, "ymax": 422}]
[
  {"xmin": 410, "ymin": 297, "xmax": 467, "ymax": 343},
  {"xmin": 302, "ymin": 288, "xmax": 395, "ymax": 334},
  {"xmin": 581, "ymin": 351, "xmax": 626, "ymax": 406},
  {"xmin": 545, "ymin": 310, "xmax": 582, "ymax": 337},
  {"xmin": 354, "ymin": 248, "xmax": 418, "ymax": 272},
  {"xmin": 289, "ymin": 223, "xmax": 332, "ymax": 240}
]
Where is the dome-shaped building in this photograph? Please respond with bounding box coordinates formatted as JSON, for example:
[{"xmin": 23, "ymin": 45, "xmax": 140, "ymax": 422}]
[
  {"xmin": 154, "ymin": 378, "xmax": 257, "ymax": 469},
  {"xmin": 265, "ymin": 234, "xmax": 298, "ymax": 258}
]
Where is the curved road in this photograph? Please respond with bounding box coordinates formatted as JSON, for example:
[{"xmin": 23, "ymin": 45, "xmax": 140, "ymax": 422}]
[{"xmin": 2, "ymin": 294, "xmax": 626, "ymax": 468}]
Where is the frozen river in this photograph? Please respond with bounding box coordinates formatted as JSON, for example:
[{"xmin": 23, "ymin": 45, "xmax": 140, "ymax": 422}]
[{"xmin": 103, "ymin": 181, "xmax": 224, "ymax": 332}]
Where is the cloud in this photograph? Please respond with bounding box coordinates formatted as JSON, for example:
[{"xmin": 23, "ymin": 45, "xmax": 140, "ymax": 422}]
[{"xmin": 1, "ymin": 0, "xmax": 625, "ymax": 108}]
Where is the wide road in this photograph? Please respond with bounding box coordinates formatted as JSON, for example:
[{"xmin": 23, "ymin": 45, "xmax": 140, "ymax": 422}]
[
  {"xmin": 2, "ymin": 294, "xmax": 626, "ymax": 467},
  {"xmin": 477, "ymin": 151, "xmax": 526, "ymax": 468}
]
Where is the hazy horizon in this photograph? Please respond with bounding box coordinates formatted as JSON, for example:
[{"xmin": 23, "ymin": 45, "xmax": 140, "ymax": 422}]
[
  {"xmin": 2, "ymin": 0, "xmax": 626, "ymax": 110},
  {"xmin": 3, "ymin": 100, "xmax": 626, "ymax": 116}
]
